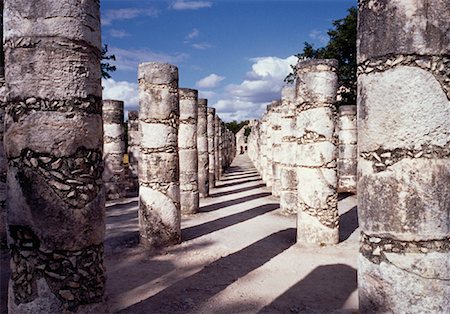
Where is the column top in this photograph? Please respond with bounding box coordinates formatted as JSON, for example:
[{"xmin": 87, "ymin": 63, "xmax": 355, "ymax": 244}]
[{"xmin": 138, "ymin": 62, "xmax": 178, "ymax": 84}]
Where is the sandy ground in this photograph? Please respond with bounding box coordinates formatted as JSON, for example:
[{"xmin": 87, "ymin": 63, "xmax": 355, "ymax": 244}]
[{"xmin": 0, "ymin": 153, "xmax": 359, "ymax": 313}]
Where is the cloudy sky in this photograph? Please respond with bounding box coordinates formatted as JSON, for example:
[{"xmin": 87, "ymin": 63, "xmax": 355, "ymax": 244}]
[{"xmin": 102, "ymin": 0, "xmax": 356, "ymax": 121}]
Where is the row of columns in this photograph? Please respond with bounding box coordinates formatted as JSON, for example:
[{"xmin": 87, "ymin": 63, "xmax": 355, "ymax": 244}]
[
  {"xmin": 248, "ymin": 1, "xmax": 449, "ymax": 312},
  {"xmin": 248, "ymin": 59, "xmax": 357, "ymax": 245},
  {"xmin": 0, "ymin": 2, "xmax": 236, "ymax": 312}
]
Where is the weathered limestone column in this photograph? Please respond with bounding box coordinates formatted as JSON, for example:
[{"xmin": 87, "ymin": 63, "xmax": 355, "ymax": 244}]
[
  {"xmin": 103, "ymin": 99, "xmax": 125, "ymax": 200},
  {"xmin": 214, "ymin": 115, "xmax": 221, "ymax": 181},
  {"xmin": 295, "ymin": 59, "xmax": 339, "ymax": 245},
  {"xmin": 197, "ymin": 99, "xmax": 209, "ymax": 197},
  {"xmin": 127, "ymin": 110, "xmax": 140, "ymax": 191},
  {"xmin": 260, "ymin": 113, "xmax": 269, "ymax": 184},
  {"xmin": 0, "ymin": 0, "xmax": 6, "ymax": 246},
  {"xmin": 138, "ymin": 62, "xmax": 180, "ymax": 248},
  {"xmin": 4, "ymin": 1, "xmax": 106, "ymax": 312},
  {"xmin": 265, "ymin": 106, "xmax": 274, "ymax": 188},
  {"xmin": 217, "ymin": 118, "xmax": 224, "ymax": 178},
  {"xmin": 271, "ymin": 100, "xmax": 283, "ymax": 197},
  {"xmin": 207, "ymin": 107, "xmax": 216, "ymax": 188},
  {"xmin": 179, "ymin": 88, "xmax": 199, "ymax": 215},
  {"xmin": 357, "ymin": 1, "xmax": 450, "ymax": 312},
  {"xmin": 337, "ymin": 105, "xmax": 357, "ymax": 193},
  {"xmin": 280, "ymin": 85, "xmax": 298, "ymax": 215}
]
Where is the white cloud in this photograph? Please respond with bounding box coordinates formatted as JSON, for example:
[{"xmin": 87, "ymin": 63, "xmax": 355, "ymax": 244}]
[
  {"xmin": 192, "ymin": 42, "xmax": 213, "ymax": 50},
  {"xmin": 102, "ymin": 8, "xmax": 159, "ymax": 25},
  {"xmin": 185, "ymin": 28, "xmax": 199, "ymax": 40},
  {"xmin": 171, "ymin": 0, "xmax": 212, "ymax": 10},
  {"xmin": 309, "ymin": 29, "xmax": 328, "ymax": 46},
  {"xmin": 196, "ymin": 74, "xmax": 225, "ymax": 89},
  {"xmin": 210, "ymin": 55, "xmax": 297, "ymax": 121},
  {"xmin": 109, "ymin": 47, "xmax": 189, "ymax": 72},
  {"xmin": 198, "ymin": 90, "xmax": 216, "ymax": 99},
  {"xmin": 109, "ymin": 29, "xmax": 130, "ymax": 38},
  {"xmin": 102, "ymin": 79, "xmax": 139, "ymax": 115}
]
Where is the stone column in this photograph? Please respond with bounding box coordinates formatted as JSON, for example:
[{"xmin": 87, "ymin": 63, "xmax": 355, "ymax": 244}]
[
  {"xmin": 295, "ymin": 59, "xmax": 339, "ymax": 245},
  {"xmin": 280, "ymin": 85, "xmax": 298, "ymax": 215},
  {"xmin": 127, "ymin": 110, "xmax": 140, "ymax": 191},
  {"xmin": 207, "ymin": 107, "xmax": 216, "ymax": 188},
  {"xmin": 4, "ymin": 1, "xmax": 106, "ymax": 312},
  {"xmin": 103, "ymin": 99, "xmax": 125, "ymax": 200},
  {"xmin": 179, "ymin": 88, "xmax": 199, "ymax": 215},
  {"xmin": 337, "ymin": 105, "xmax": 357, "ymax": 193},
  {"xmin": 217, "ymin": 118, "xmax": 224, "ymax": 178},
  {"xmin": 214, "ymin": 115, "xmax": 221, "ymax": 181},
  {"xmin": 197, "ymin": 99, "xmax": 209, "ymax": 197},
  {"xmin": 260, "ymin": 113, "xmax": 269, "ymax": 184},
  {"xmin": 357, "ymin": 1, "xmax": 449, "ymax": 312},
  {"xmin": 0, "ymin": 0, "xmax": 6, "ymax": 246},
  {"xmin": 138, "ymin": 62, "xmax": 180, "ymax": 248},
  {"xmin": 271, "ymin": 100, "xmax": 283, "ymax": 197}
]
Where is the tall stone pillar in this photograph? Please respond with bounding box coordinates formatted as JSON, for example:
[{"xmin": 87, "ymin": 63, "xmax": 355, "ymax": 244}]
[
  {"xmin": 179, "ymin": 88, "xmax": 199, "ymax": 215},
  {"xmin": 260, "ymin": 113, "xmax": 269, "ymax": 184},
  {"xmin": 214, "ymin": 115, "xmax": 221, "ymax": 181},
  {"xmin": 138, "ymin": 62, "xmax": 180, "ymax": 248},
  {"xmin": 197, "ymin": 99, "xmax": 209, "ymax": 198},
  {"xmin": 103, "ymin": 99, "xmax": 125, "ymax": 200},
  {"xmin": 4, "ymin": 1, "xmax": 106, "ymax": 312},
  {"xmin": 217, "ymin": 118, "xmax": 224, "ymax": 178},
  {"xmin": 357, "ymin": 1, "xmax": 449, "ymax": 312},
  {"xmin": 271, "ymin": 100, "xmax": 283, "ymax": 197},
  {"xmin": 280, "ymin": 85, "xmax": 298, "ymax": 215},
  {"xmin": 295, "ymin": 59, "xmax": 339, "ymax": 245},
  {"xmin": 0, "ymin": 0, "xmax": 6, "ymax": 246},
  {"xmin": 265, "ymin": 105, "xmax": 274, "ymax": 188},
  {"xmin": 127, "ymin": 110, "xmax": 140, "ymax": 191},
  {"xmin": 337, "ymin": 105, "xmax": 357, "ymax": 193},
  {"xmin": 207, "ymin": 107, "xmax": 216, "ymax": 188}
]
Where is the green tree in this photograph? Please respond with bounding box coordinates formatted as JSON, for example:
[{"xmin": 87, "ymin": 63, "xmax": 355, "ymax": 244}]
[
  {"xmin": 285, "ymin": 7, "xmax": 357, "ymax": 106},
  {"xmin": 101, "ymin": 44, "xmax": 117, "ymax": 79},
  {"xmin": 225, "ymin": 120, "xmax": 249, "ymax": 134}
]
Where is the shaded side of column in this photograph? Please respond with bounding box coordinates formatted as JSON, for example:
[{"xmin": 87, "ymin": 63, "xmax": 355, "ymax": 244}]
[
  {"xmin": 207, "ymin": 107, "xmax": 216, "ymax": 188},
  {"xmin": 0, "ymin": 0, "xmax": 5, "ymax": 246},
  {"xmin": 357, "ymin": 1, "xmax": 450, "ymax": 312},
  {"xmin": 295, "ymin": 59, "xmax": 339, "ymax": 245},
  {"xmin": 179, "ymin": 88, "xmax": 199, "ymax": 215},
  {"xmin": 4, "ymin": 1, "xmax": 106, "ymax": 311},
  {"xmin": 197, "ymin": 98, "xmax": 209, "ymax": 197},
  {"xmin": 280, "ymin": 85, "xmax": 298, "ymax": 215},
  {"xmin": 138, "ymin": 62, "xmax": 180, "ymax": 248},
  {"xmin": 103, "ymin": 99, "xmax": 125, "ymax": 200},
  {"xmin": 337, "ymin": 105, "xmax": 357, "ymax": 193},
  {"xmin": 127, "ymin": 111, "xmax": 140, "ymax": 193}
]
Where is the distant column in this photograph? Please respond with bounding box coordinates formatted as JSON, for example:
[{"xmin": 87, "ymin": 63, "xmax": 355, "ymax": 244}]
[
  {"xmin": 295, "ymin": 59, "xmax": 339, "ymax": 245},
  {"xmin": 0, "ymin": 0, "xmax": 5, "ymax": 246},
  {"xmin": 214, "ymin": 115, "xmax": 220, "ymax": 181},
  {"xmin": 271, "ymin": 100, "xmax": 283, "ymax": 197},
  {"xmin": 103, "ymin": 99, "xmax": 125, "ymax": 200},
  {"xmin": 337, "ymin": 105, "xmax": 357, "ymax": 193},
  {"xmin": 260, "ymin": 113, "xmax": 269, "ymax": 184},
  {"xmin": 280, "ymin": 85, "xmax": 298, "ymax": 215},
  {"xmin": 357, "ymin": 1, "xmax": 450, "ymax": 312},
  {"xmin": 138, "ymin": 62, "xmax": 180, "ymax": 248},
  {"xmin": 179, "ymin": 88, "xmax": 199, "ymax": 215},
  {"xmin": 4, "ymin": 0, "xmax": 106, "ymax": 311},
  {"xmin": 127, "ymin": 111, "xmax": 140, "ymax": 192},
  {"xmin": 265, "ymin": 105, "xmax": 274, "ymax": 188},
  {"xmin": 197, "ymin": 98, "xmax": 209, "ymax": 197},
  {"xmin": 207, "ymin": 107, "xmax": 216, "ymax": 188}
]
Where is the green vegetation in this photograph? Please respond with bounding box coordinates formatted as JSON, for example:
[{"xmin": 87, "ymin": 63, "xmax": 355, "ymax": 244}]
[
  {"xmin": 101, "ymin": 44, "xmax": 117, "ymax": 79},
  {"xmin": 225, "ymin": 120, "xmax": 250, "ymax": 134},
  {"xmin": 285, "ymin": 7, "xmax": 357, "ymax": 106}
]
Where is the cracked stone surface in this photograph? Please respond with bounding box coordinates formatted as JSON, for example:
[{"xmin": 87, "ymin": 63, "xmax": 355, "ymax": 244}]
[
  {"xmin": 357, "ymin": 1, "xmax": 450, "ymax": 312},
  {"xmin": 337, "ymin": 105, "xmax": 357, "ymax": 193},
  {"xmin": 179, "ymin": 88, "xmax": 199, "ymax": 215},
  {"xmin": 138, "ymin": 62, "xmax": 181, "ymax": 249},
  {"xmin": 4, "ymin": 0, "xmax": 106, "ymax": 312},
  {"xmin": 197, "ymin": 99, "xmax": 209, "ymax": 198}
]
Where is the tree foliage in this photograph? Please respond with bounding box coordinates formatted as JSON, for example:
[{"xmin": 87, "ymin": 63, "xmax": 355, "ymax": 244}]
[
  {"xmin": 285, "ymin": 7, "xmax": 357, "ymax": 106},
  {"xmin": 225, "ymin": 120, "xmax": 249, "ymax": 134},
  {"xmin": 101, "ymin": 44, "xmax": 117, "ymax": 79}
]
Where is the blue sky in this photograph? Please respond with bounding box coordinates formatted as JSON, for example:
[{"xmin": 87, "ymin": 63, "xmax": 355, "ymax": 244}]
[{"xmin": 101, "ymin": 0, "xmax": 356, "ymax": 121}]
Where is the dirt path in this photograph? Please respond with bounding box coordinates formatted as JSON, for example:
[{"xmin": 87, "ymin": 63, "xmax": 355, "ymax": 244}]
[{"xmin": 104, "ymin": 154, "xmax": 359, "ymax": 313}]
